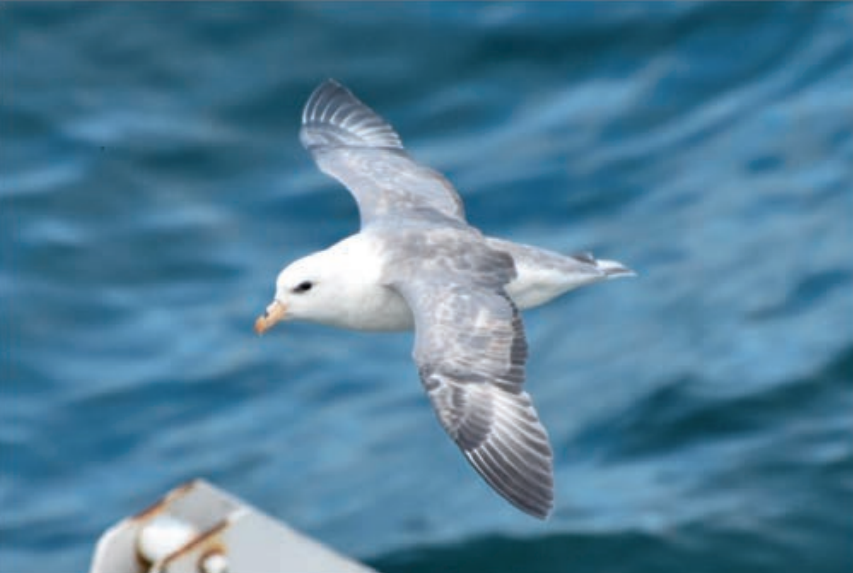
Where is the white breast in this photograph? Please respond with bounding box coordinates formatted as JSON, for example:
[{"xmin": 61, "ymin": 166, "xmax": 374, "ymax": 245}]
[
  {"xmin": 321, "ymin": 234, "xmax": 415, "ymax": 331},
  {"xmin": 342, "ymin": 285, "xmax": 414, "ymax": 331}
]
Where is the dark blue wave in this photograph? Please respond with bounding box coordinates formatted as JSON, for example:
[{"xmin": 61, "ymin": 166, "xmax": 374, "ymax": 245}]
[{"xmin": 1, "ymin": 2, "xmax": 851, "ymax": 572}]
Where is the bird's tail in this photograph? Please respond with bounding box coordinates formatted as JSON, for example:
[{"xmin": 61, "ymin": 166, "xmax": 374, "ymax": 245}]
[
  {"xmin": 571, "ymin": 252, "xmax": 637, "ymax": 279},
  {"xmin": 595, "ymin": 258, "xmax": 637, "ymax": 279}
]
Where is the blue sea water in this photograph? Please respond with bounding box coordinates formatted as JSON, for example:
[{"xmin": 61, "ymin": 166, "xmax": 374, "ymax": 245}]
[{"xmin": 1, "ymin": 2, "xmax": 852, "ymax": 572}]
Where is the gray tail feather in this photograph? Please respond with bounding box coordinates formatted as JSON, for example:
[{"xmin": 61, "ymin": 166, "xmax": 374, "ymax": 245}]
[
  {"xmin": 571, "ymin": 252, "xmax": 636, "ymax": 279},
  {"xmin": 596, "ymin": 258, "xmax": 637, "ymax": 278}
]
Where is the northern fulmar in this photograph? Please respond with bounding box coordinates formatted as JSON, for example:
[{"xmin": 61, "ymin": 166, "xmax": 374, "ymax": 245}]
[{"xmin": 255, "ymin": 79, "xmax": 634, "ymax": 519}]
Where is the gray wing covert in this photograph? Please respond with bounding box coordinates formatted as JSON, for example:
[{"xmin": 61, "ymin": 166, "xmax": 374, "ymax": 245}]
[
  {"xmin": 392, "ymin": 277, "xmax": 555, "ymax": 519},
  {"xmin": 300, "ymin": 79, "xmax": 466, "ymax": 227}
]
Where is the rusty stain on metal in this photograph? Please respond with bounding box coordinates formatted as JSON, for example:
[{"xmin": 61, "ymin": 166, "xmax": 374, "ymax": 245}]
[
  {"xmin": 131, "ymin": 480, "xmax": 199, "ymax": 523},
  {"xmin": 130, "ymin": 480, "xmax": 201, "ymax": 569},
  {"xmin": 134, "ymin": 547, "xmax": 149, "ymax": 571},
  {"xmin": 161, "ymin": 518, "xmax": 229, "ymax": 569}
]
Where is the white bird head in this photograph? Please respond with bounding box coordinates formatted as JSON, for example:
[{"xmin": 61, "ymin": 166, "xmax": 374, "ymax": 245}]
[
  {"xmin": 255, "ymin": 250, "xmax": 343, "ymax": 333},
  {"xmin": 254, "ymin": 233, "xmax": 413, "ymax": 334}
]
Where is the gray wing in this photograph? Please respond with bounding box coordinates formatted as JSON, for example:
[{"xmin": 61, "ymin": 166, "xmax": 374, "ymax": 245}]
[
  {"xmin": 300, "ymin": 79, "xmax": 466, "ymax": 227},
  {"xmin": 391, "ymin": 263, "xmax": 555, "ymax": 519}
]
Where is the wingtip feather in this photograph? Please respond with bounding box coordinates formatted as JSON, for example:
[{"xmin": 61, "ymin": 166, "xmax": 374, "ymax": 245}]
[
  {"xmin": 459, "ymin": 389, "xmax": 555, "ymax": 520},
  {"xmin": 301, "ymin": 79, "xmax": 403, "ymax": 151}
]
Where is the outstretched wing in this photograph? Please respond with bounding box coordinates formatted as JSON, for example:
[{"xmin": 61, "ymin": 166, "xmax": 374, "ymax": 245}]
[
  {"xmin": 391, "ymin": 269, "xmax": 555, "ymax": 519},
  {"xmin": 300, "ymin": 79, "xmax": 466, "ymax": 227}
]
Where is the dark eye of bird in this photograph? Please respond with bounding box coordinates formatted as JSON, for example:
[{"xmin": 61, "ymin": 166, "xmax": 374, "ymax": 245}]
[{"xmin": 293, "ymin": 281, "xmax": 313, "ymax": 294}]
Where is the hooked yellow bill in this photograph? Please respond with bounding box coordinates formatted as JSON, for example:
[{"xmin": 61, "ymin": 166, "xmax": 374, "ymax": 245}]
[{"xmin": 254, "ymin": 301, "xmax": 286, "ymax": 335}]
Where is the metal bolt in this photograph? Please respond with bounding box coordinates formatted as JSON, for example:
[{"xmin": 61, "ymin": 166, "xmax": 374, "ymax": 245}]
[
  {"xmin": 137, "ymin": 514, "xmax": 198, "ymax": 564},
  {"xmin": 199, "ymin": 551, "xmax": 229, "ymax": 573}
]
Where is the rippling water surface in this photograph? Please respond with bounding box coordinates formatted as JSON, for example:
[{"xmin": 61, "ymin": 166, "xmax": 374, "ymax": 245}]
[{"xmin": 2, "ymin": 3, "xmax": 851, "ymax": 572}]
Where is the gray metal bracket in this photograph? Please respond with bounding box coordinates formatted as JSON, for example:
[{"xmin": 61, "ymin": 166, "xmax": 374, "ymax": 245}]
[{"xmin": 89, "ymin": 479, "xmax": 376, "ymax": 573}]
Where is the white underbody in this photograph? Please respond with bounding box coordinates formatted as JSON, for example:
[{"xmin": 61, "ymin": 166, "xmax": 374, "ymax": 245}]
[
  {"xmin": 291, "ymin": 232, "xmax": 618, "ymax": 332},
  {"xmin": 343, "ymin": 269, "xmax": 589, "ymax": 332}
]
